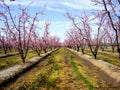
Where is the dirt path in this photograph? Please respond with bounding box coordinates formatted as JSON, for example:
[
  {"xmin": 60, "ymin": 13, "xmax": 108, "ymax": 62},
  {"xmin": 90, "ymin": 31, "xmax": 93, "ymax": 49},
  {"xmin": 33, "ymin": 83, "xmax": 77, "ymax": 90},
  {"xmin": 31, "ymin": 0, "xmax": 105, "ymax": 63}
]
[
  {"xmin": 1, "ymin": 48, "xmax": 120, "ymax": 90},
  {"xmin": 58, "ymin": 50, "xmax": 86, "ymax": 90},
  {"xmin": 75, "ymin": 55, "xmax": 120, "ymax": 89},
  {"xmin": 68, "ymin": 48, "xmax": 120, "ymax": 90}
]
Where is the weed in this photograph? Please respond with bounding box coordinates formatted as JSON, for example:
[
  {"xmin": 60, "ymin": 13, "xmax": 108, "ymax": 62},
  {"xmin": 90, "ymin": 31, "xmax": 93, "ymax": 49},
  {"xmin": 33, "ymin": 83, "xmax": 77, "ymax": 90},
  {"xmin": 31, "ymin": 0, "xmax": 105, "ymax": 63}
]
[
  {"xmin": 32, "ymin": 73, "xmax": 48, "ymax": 88},
  {"xmin": 17, "ymin": 84, "xmax": 26, "ymax": 90},
  {"xmin": 52, "ymin": 63, "xmax": 61, "ymax": 70},
  {"xmin": 17, "ymin": 81, "xmax": 31, "ymax": 90},
  {"xmin": 46, "ymin": 80, "xmax": 55, "ymax": 88},
  {"xmin": 85, "ymin": 49, "xmax": 120, "ymax": 67},
  {"xmin": 48, "ymin": 58, "xmax": 55, "ymax": 65},
  {"xmin": 0, "ymin": 63, "xmax": 7, "ymax": 70},
  {"xmin": 70, "ymin": 55, "xmax": 95, "ymax": 90},
  {"xmin": 0, "ymin": 51, "xmax": 37, "ymax": 70}
]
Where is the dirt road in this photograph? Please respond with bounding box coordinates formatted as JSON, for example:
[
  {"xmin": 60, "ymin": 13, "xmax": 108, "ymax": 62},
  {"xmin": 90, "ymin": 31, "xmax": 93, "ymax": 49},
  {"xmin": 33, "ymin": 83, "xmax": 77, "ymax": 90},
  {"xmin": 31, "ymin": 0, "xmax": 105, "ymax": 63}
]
[{"xmin": 1, "ymin": 48, "xmax": 120, "ymax": 90}]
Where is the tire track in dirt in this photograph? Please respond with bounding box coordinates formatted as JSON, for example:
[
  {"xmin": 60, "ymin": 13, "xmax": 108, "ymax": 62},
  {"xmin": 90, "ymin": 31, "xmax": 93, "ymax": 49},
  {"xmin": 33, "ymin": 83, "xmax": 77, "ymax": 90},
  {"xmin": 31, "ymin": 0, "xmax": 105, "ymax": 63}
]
[
  {"xmin": 58, "ymin": 50, "xmax": 87, "ymax": 90},
  {"xmin": 68, "ymin": 49, "xmax": 120, "ymax": 90},
  {"xmin": 1, "ymin": 48, "xmax": 120, "ymax": 90}
]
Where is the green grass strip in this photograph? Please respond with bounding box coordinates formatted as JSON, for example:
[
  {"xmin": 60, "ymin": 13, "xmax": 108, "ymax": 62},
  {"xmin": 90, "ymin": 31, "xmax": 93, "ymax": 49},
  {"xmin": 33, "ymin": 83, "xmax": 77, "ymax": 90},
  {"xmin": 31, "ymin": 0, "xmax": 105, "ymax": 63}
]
[
  {"xmin": 84, "ymin": 49, "xmax": 120, "ymax": 67},
  {"xmin": 70, "ymin": 56, "xmax": 94, "ymax": 90}
]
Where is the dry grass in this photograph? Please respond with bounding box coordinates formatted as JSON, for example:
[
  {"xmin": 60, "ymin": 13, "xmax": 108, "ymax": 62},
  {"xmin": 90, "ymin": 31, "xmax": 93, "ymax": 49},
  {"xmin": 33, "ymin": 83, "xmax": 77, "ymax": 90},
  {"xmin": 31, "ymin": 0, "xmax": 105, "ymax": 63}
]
[
  {"xmin": 0, "ymin": 51, "xmax": 37, "ymax": 70},
  {"xmin": 84, "ymin": 49, "xmax": 120, "ymax": 67},
  {"xmin": 2, "ymin": 48, "xmax": 118, "ymax": 90}
]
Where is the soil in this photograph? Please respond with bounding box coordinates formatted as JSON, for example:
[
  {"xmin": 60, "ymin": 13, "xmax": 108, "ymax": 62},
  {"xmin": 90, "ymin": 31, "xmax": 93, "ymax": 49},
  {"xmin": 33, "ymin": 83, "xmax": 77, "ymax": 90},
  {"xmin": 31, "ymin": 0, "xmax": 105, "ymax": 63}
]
[
  {"xmin": 68, "ymin": 48, "xmax": 120, "ymax": 90},
  {"xmin": 0, "ymin": 57, "xmax": 50, "ymax": 90},
  {"xmin": 0, "ymin": 48, "xmax": 120, "ymax": 90},
  {"xmin": 57, "ymin": 50, "xmax": 87, "ymax": 90}
]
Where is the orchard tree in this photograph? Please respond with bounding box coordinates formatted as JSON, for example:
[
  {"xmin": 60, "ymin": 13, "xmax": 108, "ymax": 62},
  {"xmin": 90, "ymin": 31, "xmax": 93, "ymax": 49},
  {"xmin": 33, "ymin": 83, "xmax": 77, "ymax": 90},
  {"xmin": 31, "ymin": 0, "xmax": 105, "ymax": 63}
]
[
  {"xmin": 0, "ymin": 28, "xmax": 12, "ymax": 54},
  {"xmin": 0, "ymin": 8, "xmax": 14, "ymax": 54},
  {"xmin": 48, "ymin": 35, "xmax": 61, "ymax": 49},
  {"xmin": 64, "ymin": 37, "xmax": 76, "ymax": 48},
  {"xmin": 67, "ymin": 28, "xmax": 87, "ymax": 54},
  {"xmin": 81, "ymin": 11, "xmax": 106, "ymax": 59},
  {"xmin": 42, "ymin": 21, "xmax": 51, "ymax": 53},
  {"xmin": 104, "ymin": 25, "xmax": 116, "ymax": 52},
  {"xmin": 0, "ymin": 1, "xmax": 44, "ymax": 63},
  {"xmin": 66, "ymin": 11, "xmax": 106, "ymax": 59},
  {"xmin": 30, "ymin": 32, "xmax": 43, "ymax": 56},
  {"xmin": 64, "ymin": 28, "xmax": 76, "ymax": 48},
  {"xmin": 91, "ymin": 0, "xmax": 120, "ymax": 58},
  {"xmin": 0, "ymin": 28, "xmax": 8, "ymax": 54},
  {"xmin": 66, "ymin": 13, "xmax": 87, "ymax": 54},
  {"xmin": 30, "ymin": 27, "xmax": 61, "ymax": 56}
]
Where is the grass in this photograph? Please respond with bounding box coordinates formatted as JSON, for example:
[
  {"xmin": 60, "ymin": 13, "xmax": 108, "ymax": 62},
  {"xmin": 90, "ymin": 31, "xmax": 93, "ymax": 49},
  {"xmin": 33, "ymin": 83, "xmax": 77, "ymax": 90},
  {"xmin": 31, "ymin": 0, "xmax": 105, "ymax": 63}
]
[
  {"xmin": 0, "ymin": 51, "xmax": 37, "ymax": 70},
  {"xmin": 101, "ymin": 48, "xmax": 117, "ymax": 53},
  {"xmin": 62, "ymin": 48, "xmax": 96, "ymax": 89},
  {"xmin": 2, "ymin": 48, "xmax": 113, "ymax": 89},
  {"xmin": 70, "ymin": 54, "xmax": 95, "ymax": 90},
  {"xmin": 0, "ymin": 48, "xmax": 18, "ymax": 55},
  {"xmin": 68, "ymin": 49, "xmax": 112, "ymax": 89},
  {"xmin": 17, "ymin": 49, "xmax": 62, "ymax": 90},
  {"xmin": 84, "ymin": 49, "xmax": 120, "ymax": 67},
  {"xmin": 29, "ymin": 72, "xmax": 48, "ymax": 90},
  {"xmin": 3, "ymin": 48, "xmax": 112, "ymax": 89},
  {"xmin": 17, "ymin": 71, "xmax": 49, "ymax": 90},
  {"xmin": 0, "ymin": 48, "xmax": 54, "ymax": 70}
]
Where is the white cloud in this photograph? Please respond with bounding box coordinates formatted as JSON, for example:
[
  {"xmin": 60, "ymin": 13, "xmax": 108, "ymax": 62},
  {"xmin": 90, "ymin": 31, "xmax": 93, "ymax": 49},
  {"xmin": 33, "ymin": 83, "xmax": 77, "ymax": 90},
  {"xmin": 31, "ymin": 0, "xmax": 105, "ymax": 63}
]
[
  {"xmin": 5, "ymin": 0, "xmax": 95, "ymax": 10},
  {"xmin": 4, "ymin": 0, "xmax": 34, "ymax": 6},
  {"xmin": 50, "ymin": 21, "xmax": 71, "ymax": 30},
  {"xmin": 46, "ymin": 7, "xmax": 66, "ymax": 13},
  {"xmin": 60, "ymin": 1, "xmax": 95, "ymax": 10},
  {"xmin": 2, "ymin": 0, "xmax": 97, "ymax": 42},
  {"xmin": 61, "ymin": 2, "xmax": 82, "ymax": 10},
  {"xmin": 5, "ymin": 0, "xmax": 58, "ymax": 7}
]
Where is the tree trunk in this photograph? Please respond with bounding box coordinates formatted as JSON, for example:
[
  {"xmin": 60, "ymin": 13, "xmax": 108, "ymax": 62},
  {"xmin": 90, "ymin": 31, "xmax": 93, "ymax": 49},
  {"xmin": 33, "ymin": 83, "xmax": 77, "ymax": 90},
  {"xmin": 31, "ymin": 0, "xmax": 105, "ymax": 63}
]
[
  {"xmin": 44, "ymin": 49, "xmax": 47, "ymax": 53},
  {"xmin": 77, "ymin": 46, "xmax": 79, "ymax": 52},
  {"xmin": 3, "ymin": 46, "xmax": 7, "ymax": 54},
  {"xmin": 100, "ymin": 46, "xmax": 104, "ymax": 51},
  {"xmin": 93, "ymin": 53, "xmax": 97, "ymax": 59},
  {"xmin": 111, "ymin": 45, "xmax": 115, "ymax": 53},
  {"xmin": 4, "ymin": 49, "xmax": 7, "ymax": 54},
  {"xmin": 19, "ymin": 50, "xmax": 26, "ymax": 63},
  {"xmin": 89, "ymin": 45, "xmax": 98, "ymax": 59},
  {"xmin": 81, "ymin": 48, "xmax": 85, "ymax": 54},
  {"xmin": 22, "ymin": 58, "xmax": 25, "ymax": 63},
  {"xmin": 37, "ymin": 53, "xmax": 40, "ymax": 56},
  {"xmin": 21, "ymin": 57, "xmax": 25, "ymax": 63},
  {"xmin": 117, "ymin": 48, "xmax": 120, "ymax": 59},
  {"xmin": 36, "ymin": 50, "xmax": 41, "ymax": 56}
]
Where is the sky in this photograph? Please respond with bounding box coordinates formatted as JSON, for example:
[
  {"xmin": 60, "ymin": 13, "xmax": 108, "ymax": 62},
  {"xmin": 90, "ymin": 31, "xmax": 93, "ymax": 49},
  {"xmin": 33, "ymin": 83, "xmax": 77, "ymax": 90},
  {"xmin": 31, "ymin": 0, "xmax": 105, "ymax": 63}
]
[{"xmin": 3, "ymin": 0, "xmax": 96, "ymax": 42}]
